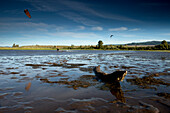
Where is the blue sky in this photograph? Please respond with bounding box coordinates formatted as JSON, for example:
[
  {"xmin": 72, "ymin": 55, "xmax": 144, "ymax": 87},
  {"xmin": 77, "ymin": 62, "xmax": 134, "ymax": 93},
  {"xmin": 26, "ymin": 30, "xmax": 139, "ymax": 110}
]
[{"xmin": 0, "ymin": 0, "xmax": 170, "ymax": 46}]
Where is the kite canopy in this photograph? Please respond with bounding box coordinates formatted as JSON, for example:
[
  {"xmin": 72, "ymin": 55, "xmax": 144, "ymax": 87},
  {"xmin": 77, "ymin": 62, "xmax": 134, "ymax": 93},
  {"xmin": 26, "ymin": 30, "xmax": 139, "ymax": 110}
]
[{"xmin": 24, "ymin": 9, "xmax": 31, "ymax": 18}]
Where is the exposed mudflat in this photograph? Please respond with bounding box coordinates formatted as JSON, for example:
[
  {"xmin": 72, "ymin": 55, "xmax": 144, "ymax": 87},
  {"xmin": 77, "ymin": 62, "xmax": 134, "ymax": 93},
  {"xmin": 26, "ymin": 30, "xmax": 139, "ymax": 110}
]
[{"xmin": 0, "ymin": 50, "xmax": 169, "ymax": 113}]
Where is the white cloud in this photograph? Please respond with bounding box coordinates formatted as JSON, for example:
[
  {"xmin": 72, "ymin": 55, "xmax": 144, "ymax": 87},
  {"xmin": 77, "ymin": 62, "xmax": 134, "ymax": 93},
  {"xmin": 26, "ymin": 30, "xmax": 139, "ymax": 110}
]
[
  {"xmin": 109, "ymin": 27, "xmax": 128, "ymax": 31},
  {"xmin": 92, "ymin": 26, "xmax": 103, "ymax": 31},
  {"xmin": 129, "ymin": 28, "xmax": 140, "ymax": 31},
  {"xmin": 161, "ymin": 33, "xmax": 170, "ymax": 36}
]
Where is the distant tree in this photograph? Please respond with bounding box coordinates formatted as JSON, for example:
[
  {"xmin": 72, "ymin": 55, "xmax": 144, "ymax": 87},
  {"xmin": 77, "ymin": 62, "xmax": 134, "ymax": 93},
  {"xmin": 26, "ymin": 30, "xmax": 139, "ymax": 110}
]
[
  {"xmin": 12, "ymin": 43, "xmax": 19, "ymax": 47},
  {"xmin": 98, "ymin": 40, "xmax": 103, "ymax": 49},
  {"xmin": 84, "ymin": 45, "xmax": 87, "ymax": 49},
  {"xmin": 15, "ymin": 45, "xmax": 19, "ymax": 47},
  {"xmin": 103, "ymin": 45, "xmax": 108, "ymax": 50},
  {"xmin": 161, "ymin": 40, "xmax": 168, "ymax": 45},
  {"xmin": 79, "ymin": 45, "xmax": 82, "ymax": 49},
  {"xmin": 12, "ymin": 43, "xmax": 16, "ymax": 47},
  {"xmin": 161, "ymin": 40, "xmax": 168, "ymax": 49},
  {"xmin": 117, "ymin": 45, "xmax": 123, "ymax": 49},
  {"xmin": 71, "ymin": 44, "xmax": 74, "ymax": 49},
  {"xmin": 155, "ymin": 40, "xmax": 169, "ymax": 50},
  {"xmin": 90, "ymin": 45, "xmax": 94, "ymax": 49},
  {"xmin": 53, "ymin": 46, "xmax": 56, "ymax": 49}
]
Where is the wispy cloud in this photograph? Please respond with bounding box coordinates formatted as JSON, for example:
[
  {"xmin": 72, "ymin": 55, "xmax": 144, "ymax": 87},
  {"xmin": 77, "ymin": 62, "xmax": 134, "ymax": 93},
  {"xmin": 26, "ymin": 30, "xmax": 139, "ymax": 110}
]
[
  {"xmin": 23, "ymin": 0, "xmax": 63, "ymax": 12},
  {"xmin": 0, "ymin": 17, "xmax": 28, "ymax": 22},
  {"xmin": 77, "ymin": 26, "xmax": 85, "ymax": 30},
  {"xmin": 36, "ymin": 28, "xmax": 48, "ymax": 32},
  {"xmin": 0, "ymin": 21, "xmax": 64, "ymax": 34},
  {"xmin": 161, "ymin": 33, "xmax": 170, "ymax": 36},
  {"xmin": 119, "ymin": 34, "xmax": 137, "ymax": 37},
  {"xmin": 129, "ymin": 28, "xmax": 140, "ymax": 31},
  {"xmin": 48, "ymin": 31, "xmax": 103, "ymax": 39},
  {"xmin": 24, "ymin": 0, "xmax": 140, "ymax": 23},
  {"xmin": 108, "ymin": 27, "xmax": 140, "ymax": 32},
  {"xmin": 3, "ymin": 9, "xmax": 23, "ymax": 14},
  {"xmin": 60, "ymin": 0, "xmax": 139, "ymax": 22},
  {"xmin": 0, "ymin": 22, "xmax": 55, "ymax": 28},
  {"xmin": 55, "ymin": 26, "xmax": 64, "ymax": 31},
  {"xmin": 59, "ymin": 12, "xmax": 99, "ymax": 26},
  {"xmin": 109, "ymin": 27, "xmax": 128, "ymax": 31},
  {"xmin": 91, "ymin": 26, "xmax": 103, "ymax": 31}
]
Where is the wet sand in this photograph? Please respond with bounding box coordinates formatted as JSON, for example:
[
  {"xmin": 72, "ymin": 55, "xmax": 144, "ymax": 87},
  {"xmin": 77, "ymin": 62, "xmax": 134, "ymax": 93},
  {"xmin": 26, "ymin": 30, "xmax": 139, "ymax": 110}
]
[{"xmin": 0, "ymin": 50, "xmax": 169, "ymax": 113}]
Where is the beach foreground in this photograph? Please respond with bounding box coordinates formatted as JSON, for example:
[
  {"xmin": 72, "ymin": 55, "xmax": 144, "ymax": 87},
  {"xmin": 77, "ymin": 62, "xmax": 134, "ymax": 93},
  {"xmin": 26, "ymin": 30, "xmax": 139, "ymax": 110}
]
[{"xmin": 0, "ymin": 50, "xmax": 169, "ymax": 113}]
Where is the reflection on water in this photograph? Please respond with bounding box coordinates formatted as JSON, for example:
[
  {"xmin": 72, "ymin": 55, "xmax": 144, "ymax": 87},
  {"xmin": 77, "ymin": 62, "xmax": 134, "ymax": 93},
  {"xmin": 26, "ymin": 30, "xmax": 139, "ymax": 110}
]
[
  {"xmin": 109, "ymin": 82, "xmax": 125, "ymax": 103},
  {"xmin": 25, "ymin": 82, "xmax": 31, "ymax": 91},
  {"xmin": 0, "ymin": 50, "xmax": 127, "ymax": 56},
  {"xmin": 0, "ymin": 50, "xmax": 169, "ymax": 112},
  {"xmin": 99, "ymin": 82, "xmax": 126, "ymax": 103}
]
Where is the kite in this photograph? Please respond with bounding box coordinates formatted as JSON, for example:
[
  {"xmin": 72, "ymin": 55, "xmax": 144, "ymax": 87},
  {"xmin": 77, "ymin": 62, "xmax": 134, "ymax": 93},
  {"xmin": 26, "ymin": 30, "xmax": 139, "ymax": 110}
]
[
  {"xmin": 110, "ymin": 35, "xmax": 113, "ymax": 38},
  {"xmin": 24, "ymin": 9, "xmax": 31, "ymax": 18}
]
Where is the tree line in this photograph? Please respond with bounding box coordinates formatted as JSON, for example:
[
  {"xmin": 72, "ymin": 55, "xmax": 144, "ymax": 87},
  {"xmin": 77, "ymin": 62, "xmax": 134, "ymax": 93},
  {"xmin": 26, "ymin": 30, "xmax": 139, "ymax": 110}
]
[
  {"xmin": 12, "ymin": 43, "xmax": 19, "ymax": 47},
  {"xmin": 12, "ymin": 40, "xmax": 170, "ymax": 50},
  {"xmin": 66, "ymin": 40, "xmax": 170, "ymax": 50}
]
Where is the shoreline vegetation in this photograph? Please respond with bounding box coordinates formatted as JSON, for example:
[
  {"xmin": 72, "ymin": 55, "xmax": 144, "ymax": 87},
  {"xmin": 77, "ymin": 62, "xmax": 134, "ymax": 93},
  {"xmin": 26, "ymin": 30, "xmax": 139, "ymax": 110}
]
[
  {"xmin": 0, "ymin": 47, "xmax": 170, "ymax": 52},
  {"xmin": 0, "ymin": 40, "xmax": 170, "ymax": 52}
]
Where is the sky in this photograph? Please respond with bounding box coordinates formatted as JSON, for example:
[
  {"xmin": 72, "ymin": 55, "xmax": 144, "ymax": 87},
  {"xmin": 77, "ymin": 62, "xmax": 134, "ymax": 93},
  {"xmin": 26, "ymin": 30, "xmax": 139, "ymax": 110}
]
[{"xmin": 0, "ymin": 0, "xmax": 170, "ymax": 46}]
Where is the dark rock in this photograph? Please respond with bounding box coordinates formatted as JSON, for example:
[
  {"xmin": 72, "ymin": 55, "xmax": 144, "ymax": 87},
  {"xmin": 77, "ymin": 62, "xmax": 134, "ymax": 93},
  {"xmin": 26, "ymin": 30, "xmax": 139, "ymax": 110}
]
[
  {"xmin": 93, "ymin": 65, "xmax": 127, "ymax": 82},
  {"xmin": 157, "ymin": 93, "xmax": 170, "ymax": 99}
]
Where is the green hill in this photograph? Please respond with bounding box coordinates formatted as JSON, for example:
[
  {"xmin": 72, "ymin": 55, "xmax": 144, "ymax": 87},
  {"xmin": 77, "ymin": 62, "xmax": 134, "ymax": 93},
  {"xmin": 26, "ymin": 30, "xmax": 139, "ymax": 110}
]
[{"xmin": 127, "ymin": 41, "xmax": 170, "ymax": 45}]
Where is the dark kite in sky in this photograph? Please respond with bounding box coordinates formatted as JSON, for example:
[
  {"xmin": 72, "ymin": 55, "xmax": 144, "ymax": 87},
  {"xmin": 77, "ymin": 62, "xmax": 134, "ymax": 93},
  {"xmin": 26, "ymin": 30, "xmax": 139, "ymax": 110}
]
[{"xmin": 24, "ymin": 9, "xmax": 31, "ymax": 18}]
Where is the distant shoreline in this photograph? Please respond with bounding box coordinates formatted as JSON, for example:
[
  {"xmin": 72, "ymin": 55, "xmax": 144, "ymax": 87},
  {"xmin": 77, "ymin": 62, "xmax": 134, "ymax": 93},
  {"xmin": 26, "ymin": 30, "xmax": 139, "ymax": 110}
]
[
  {"xmin": 0, "ymin": 47, "xmax": 169, "ymax": 52},
  {"xmin": 0, "ymin": 47, "xmax": 57, "ymax": 50}
]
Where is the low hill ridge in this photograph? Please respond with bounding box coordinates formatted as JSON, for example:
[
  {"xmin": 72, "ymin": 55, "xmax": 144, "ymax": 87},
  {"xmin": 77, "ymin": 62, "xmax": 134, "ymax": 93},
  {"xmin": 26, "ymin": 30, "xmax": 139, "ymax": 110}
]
[{"xmin": 127, "ymin": 41, "xmax": 170, "ymax": 45}]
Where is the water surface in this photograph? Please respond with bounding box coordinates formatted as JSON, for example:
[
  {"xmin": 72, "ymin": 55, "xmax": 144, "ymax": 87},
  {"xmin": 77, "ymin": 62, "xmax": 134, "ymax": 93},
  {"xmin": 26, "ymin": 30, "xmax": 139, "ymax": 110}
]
[{"xmin": 0, "ymin": 50, "xmax": 169, "ymax": 113}]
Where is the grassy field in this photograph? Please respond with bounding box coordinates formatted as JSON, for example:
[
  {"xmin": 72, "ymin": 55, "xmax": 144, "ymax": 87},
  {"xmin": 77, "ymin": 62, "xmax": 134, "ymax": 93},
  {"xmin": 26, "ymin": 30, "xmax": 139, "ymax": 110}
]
[
  {"xmin": 0, "ymin": 47, "xmax": 100, "ymax": 50},
  {"xmin": 0, "ymin": 47, "xmax": 57, "ymax": 50},
  {"xmin": 0, "ymin": 47, "xmax": 169, "ymax": 52}
]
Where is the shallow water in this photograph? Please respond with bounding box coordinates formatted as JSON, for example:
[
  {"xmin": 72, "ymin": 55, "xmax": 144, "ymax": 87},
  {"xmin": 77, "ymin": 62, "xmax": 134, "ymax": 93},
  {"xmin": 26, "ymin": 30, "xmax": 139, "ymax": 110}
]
[{"xmin": 0, "ymin": 50, "xmax": 169, "ymax": 113}]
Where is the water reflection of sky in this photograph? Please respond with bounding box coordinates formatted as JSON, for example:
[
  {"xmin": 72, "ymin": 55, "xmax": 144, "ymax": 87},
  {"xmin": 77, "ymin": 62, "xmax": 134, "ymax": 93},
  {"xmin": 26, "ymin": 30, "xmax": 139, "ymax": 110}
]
[{"xmin": 0, "ymin": 50, "xmax": 169, "ymax": 112}]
